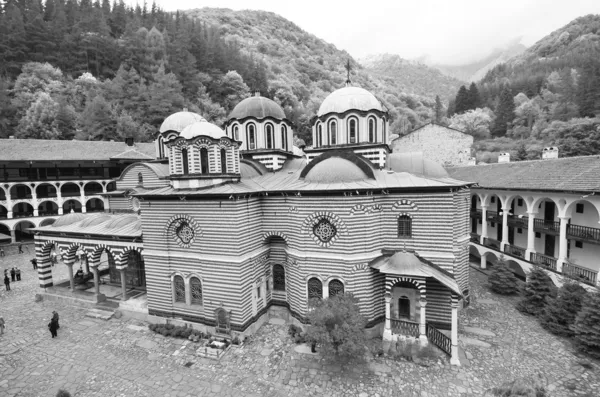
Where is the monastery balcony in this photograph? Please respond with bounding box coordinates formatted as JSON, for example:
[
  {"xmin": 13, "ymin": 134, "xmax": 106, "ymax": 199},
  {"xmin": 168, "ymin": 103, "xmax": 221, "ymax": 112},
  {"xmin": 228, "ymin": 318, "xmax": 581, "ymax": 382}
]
[
  {"xmin": 530, "ymin": 252, "xmax": 558, "ymax": 271},
  {"xmin": 563, "ymin": 262, "xmax": 598, "ymax": 286},
  {"xmin": 534, "ymin": 219, "xmax": 560, "ymax": 234},
  {"xmin": 503, "ymin": 244, "xmax": 526, "ymax": 260},
  {"xmin": 470, "ymin": 233, "xmax": 480, "ymax": 243},
  {"xmin": 507, "ymin": 215, "xmax": 528, "ymax": 228},
  {"xmin": 470, "ymin": 209, "xmax": 482, "ymax": 218},
  {"xmin": 13, "ymin": 211, "xmax": 34, "ymax": 218},
  {"xmin": 483, "ymin": 237, "xmax": 501, "ymax": 250},
  {"xmin": 567, "ymin": 224, "xmax": 600, "ymax": 245},
  {"xmin": 485, "ymin": 210, "xmax": 501, "ymax": 223}
]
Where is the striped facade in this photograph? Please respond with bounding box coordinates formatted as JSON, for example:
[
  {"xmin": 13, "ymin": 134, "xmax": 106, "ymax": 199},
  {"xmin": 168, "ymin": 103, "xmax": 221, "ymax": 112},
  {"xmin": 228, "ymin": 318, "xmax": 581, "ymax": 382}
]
[
  {"xmin": 140, "ymin": 189, "xmax": 470, "ymax": 333},
  {"xmin": 116, "ymin": 164, "xmax": 170, "ymax": 190}
]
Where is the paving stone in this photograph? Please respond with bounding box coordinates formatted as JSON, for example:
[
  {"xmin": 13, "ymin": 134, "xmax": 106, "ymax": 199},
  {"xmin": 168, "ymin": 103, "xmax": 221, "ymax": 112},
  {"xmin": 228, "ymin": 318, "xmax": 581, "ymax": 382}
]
[
  {"xmin": 463, "ymin": 326, "xmax": 496, "ymax": 337},
  {"xmin": 459, "ymin": 336, "xmax": 492, "ymax": 348},
  {"xmin": 268, "ymin": 318, "xmax": 286, "ymax": 325},
  {"xmin": 477, "ymin": 298, "xmax": 499, "ymax": 305}
]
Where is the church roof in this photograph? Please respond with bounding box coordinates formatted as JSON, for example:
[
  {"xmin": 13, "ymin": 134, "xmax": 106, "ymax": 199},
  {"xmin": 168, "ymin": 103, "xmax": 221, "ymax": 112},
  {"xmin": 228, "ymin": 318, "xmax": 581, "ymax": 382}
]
[
  {"xmin": 0, "ymin": 139, "xmax": 155, "ymax": 162},
  {"xmin": 228, "ymin": 95, "xmax": 286, "ymax": 121},
  {"xmin": 318, "ymin": 86, "xmax": 384, "ymax": 117},
  {"xmin": 447, "ymin": 155, "xmax": 600, "ymax": 193},
  {"xmin": 159, "ymin": 111, "xmax": 206, "ymax": 133},
  {"xmin": 385, "ymin": 152, "xmax": 449, "ymax": 178},
  {"xmin": 369, "ymin": 250, "xmax": 462, "ymax": 296},
  {"xmin": 31, "ymin": 213, "xmax": 142, "ymax": 238},
  {"xmin": 180, "ymin": 121, "xmax": 227, "ymax": 140}
]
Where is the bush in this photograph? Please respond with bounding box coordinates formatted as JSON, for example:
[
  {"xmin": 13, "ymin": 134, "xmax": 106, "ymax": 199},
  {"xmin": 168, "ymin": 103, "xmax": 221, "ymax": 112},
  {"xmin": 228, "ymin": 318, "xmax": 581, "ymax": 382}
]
[
  {"xmin": 571, "ymin": 290, "xmax": 600, "ymax": 359},
  {"xmin": 540, "ymin": 282, "xmax": 587, "ymax": 337},
  {"xmin": 232, "ymin": 336, "xmax": 241, "ymax": 345},
  {"xmin": 288, "ymin": 324, "xmax": 302, "ymax": 338},
  {"xmin": 488, "ymin": 257, "xmax": 520, "ymax": 295},
  {"xmin": 483, "ymin": 374, "xmax": 546, "ymax": 396},
  {"xmin": 516, "ymin": 267, "xmax": 557, "ymax": 316},
  {"xmin": 56, "ymin": 390, "xmax": 71, "ymax": 397}
]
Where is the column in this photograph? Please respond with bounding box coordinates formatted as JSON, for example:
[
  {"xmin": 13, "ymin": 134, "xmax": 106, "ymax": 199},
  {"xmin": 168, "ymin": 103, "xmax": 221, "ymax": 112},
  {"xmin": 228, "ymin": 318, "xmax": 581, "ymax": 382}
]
[
  {"xmin": 419, "ymin": 299, "xmax": 427, "ymax": 343},
  {"xmin": 66, "ymin": 262, "xmax": 74, "ymax": 291},
  {"xmin": 480, "ymin": 253, "xmax": 487, "ymax": 269},
  {"xmin": 120, "ymin": 268, "xmax": 127, "ymax": 301},
  {"xmin": 557, "ymin": 216, "xmax": 569, "ymax": 272},
  {"xmin": 10, "ymin": 230, "xmax": 16, "ymax": 243},
  {"xmin": 7, "ymin": 210, "xmax": 13, "ymax": 219},
  {"xmin": 525, "ymin": 212, "xmax": 536, "ymax": 260},
  {"xmin": 450, "ymin": 300, "xmax": 460, "ymax": 366},
  {"xmin": 92, "ymin": 266, "xmax": 100, "ymax": 295},
  {"xmin": 479, "ymin": 205, "xmax": 488, "ymax": 245},
  {"xmin": 500, "ymin": 206, "xmax": 509, "ymax": 251},
  {"xmin": 84, "ymin": 256, "xmax": 90, "ymax": 274},
  {"xmin": 384, "ymin": 294, "xmax": 391, "ymax": 331}
]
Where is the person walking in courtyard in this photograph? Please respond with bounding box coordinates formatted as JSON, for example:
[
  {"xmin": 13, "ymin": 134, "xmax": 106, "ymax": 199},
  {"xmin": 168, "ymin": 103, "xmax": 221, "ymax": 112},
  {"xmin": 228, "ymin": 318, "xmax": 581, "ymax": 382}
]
[
  {"xmin": 0, "ymin": 316, "xmax": 5, "ymax": 335},
  {"xmin": 48, "ymin": 317, "xmax": 58, "ymax": 338},
  {"xmin": 0, "ymin": 246, "xmax": 4, "ymax": 257},
  {"xmin": 52, "ymin": 311, "xmax": 59, "ymax": 329},
  {"xmin": 15, "ymin": 267, "xmax": 21, "ymax": 281},
  {"xmin": 18, "ymin": 244, "xmax": 23, "ymax": 254},
  {"xmin": 10, "ymin": 267, "xmax": 15, "ymax": 282},
  {"xmin": 31, "ymin": 258, "xmax": 37, "ymax": 270},
  {"xmin": 3, "ymin": 274, "xmax": 10, "ymax": 291}
]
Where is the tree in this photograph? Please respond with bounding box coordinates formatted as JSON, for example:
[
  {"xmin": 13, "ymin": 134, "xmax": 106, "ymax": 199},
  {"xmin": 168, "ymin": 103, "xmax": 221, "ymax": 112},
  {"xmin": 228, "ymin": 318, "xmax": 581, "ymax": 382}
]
[
  {"xmin": 488, "ymin": 257, "xmax": 519, "ymax": 295},
  {"xmin": 216, "ymin": 70, "xmax": 250, "ymax": 112},
  {"xmin": 513, "ymin": 143, "xmax": 528, "ymax": 161},
  {"xmin": 0, "ymin": 3, "xmax": 28, "ymax": 76},
  {"xmin": 448, "ymin": 108, "xmax": 493, "ymax": 139},
  {"xmin": 77, "ymin": 94, "xmax": 117, "ymax": 140},
  {"xmin": 446, "ymin": 98, "xmax": 456, "ymax": 118},
  {"xmin": 467, "ymin": 82, "xmax": 481, "ymax": 110},
  {"xmin": 434, "ymin": 95, "xmax": 443, "ymax": 123},
  {"xmin": 540, "ymin": 282, "xmax": 587, "ymax": 337},
  {"xmin": 454, "ymin": 85, "xmax": 469, "ymax": 114},
  {"xmin": 53, "ymin": 100, "xmax": 78, "ymax": 140},
  {"xmin": 492, "ymin": 86, "xmax": 516, "ymax": 137},
  {"xmin": 571, "ymin": 289, "xmax": 600, "ymax": 358},
  {"xmin": 577, "ymin": 60, "xmax": 600, "ymax": 117},
  {"xmin": 12, "ymin": 62, "xmax": 65, "ymax": 117},
  {"xmin": 15, "ymin": 92, "xmax": 61, "ymax": 139},
  {"xmin": 139, "ymin": 64, "xmax": 185, "ymax": 128},
  {"xmin": 305, "ymin": 293, "xmax": 367, "ymax": 358},
  {"xmin": 516, "ymin": 267, "xmax": 557, "ymax": 316}
]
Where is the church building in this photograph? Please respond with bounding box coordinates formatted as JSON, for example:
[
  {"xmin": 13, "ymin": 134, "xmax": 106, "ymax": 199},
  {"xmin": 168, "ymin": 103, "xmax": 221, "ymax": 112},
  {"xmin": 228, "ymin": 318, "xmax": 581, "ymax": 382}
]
[{"xmin": 33, "ymin": 84, "xmax": 472, "ymax": 365}]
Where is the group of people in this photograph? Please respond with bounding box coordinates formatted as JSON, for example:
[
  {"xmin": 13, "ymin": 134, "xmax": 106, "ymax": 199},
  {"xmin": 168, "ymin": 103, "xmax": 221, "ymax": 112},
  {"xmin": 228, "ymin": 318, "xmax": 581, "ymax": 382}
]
[
  {"xmin": 3, "ymin": 267, "xmax": 22, "ymax": 291},
  {"xmin": 0, "ymin": 311, "xmax": 60, "ymax": 338}
]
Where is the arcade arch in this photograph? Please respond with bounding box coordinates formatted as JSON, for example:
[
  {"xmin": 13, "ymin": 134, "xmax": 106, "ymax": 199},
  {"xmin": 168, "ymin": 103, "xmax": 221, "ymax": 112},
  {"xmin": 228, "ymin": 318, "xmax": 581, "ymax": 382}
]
[
  {"xmin": 63, "ymin": 199, "xmax": 82, "ymax": 213},
  {"xmin": 84, "ymin": 182, "xmax": 103, "ymax": 196},
  {"xmin": 60, "ymin": 182, "xmax": 80, "ymax": 197},
  {"xmin": 38, "ymin": 201, "xmax": 59, "ymax": 216},
  {"xmin": 9, "ymin": 184, "xmax": 32, "ymax": 200},
  {"xmin": 12, "ymin": 202, "xmax": 33, "ymax": 217},
  {"xmin": 85, "ymin": 198, "xmax": 104, "ymax": 213},
  {"xmin": 36, "ymin": 183, "xmax": 58, "ymax": 198},
  {"xmin": 14, "ymin": 220, "xmax": 35, "ymax": 242}
]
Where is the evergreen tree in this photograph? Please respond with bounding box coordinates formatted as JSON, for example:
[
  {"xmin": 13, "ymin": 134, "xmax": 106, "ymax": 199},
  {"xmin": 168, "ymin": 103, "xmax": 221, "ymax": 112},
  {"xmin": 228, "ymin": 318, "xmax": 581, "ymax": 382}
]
[
  {"xmin": 434, "ymin": 95, "xmax": 443, "ymax": 123},
  {"xmin": 454, "ymin": 85, "xmax": 469, "ymax": 114},
  {"xmin": 516, "ymin": 267, "xmax": 557, "ymax": 316},
  {"xmin": 53, "ymin": 99, "xmax": 78, "ymax": 140},
  {"xmin": 571, "ymin": 289, "xmax": 600, "ymax": 358},
  {"xmin": 15, "ymin": 92, "xmax": 61, "ymax": 139},
  {"xmin": 467, "ymin": 82, "xmax": 481, "ymax": 110},
  {"xmin": 78, "ymin": 94, "xmax": 117, "ymax": 140},
  {"xmin": 577, "ymin": 60, "xmax": 600, "ymax": 117},
  {"xmin": 488, "ymin": 257, "xmax": 519, "ymax": 295},
  {"xmin": 513, "ymin": 143, "xmax": 528, "ymax": 161},
  {"xmin": 446, "ymin": 98, "xmax": 456, "ymax": 118},
  {"xmin": 139, "ymin": 64, "xmax": 185, "ymax": 128},
  {"xmin": 492, "ymin": 85, "xmax": 516, "ymax": 137},
  {"xmin": 143, "ymin": 26, "xmax": 168, "ymax": 80},
  {"xmin": 0, "ymin": 3, "xmax": 28, "ymax": 76},
  {"xmin": 540, "ymin": 282, "xmax": 587, "ymax": 337}
]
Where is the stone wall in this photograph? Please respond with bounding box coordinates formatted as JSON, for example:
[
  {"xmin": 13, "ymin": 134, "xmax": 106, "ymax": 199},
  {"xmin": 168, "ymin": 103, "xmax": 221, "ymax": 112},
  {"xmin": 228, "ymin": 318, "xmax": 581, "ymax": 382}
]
[{"xmin": 391, "ymin": 123, "xmax": 473, "ymax": 167}]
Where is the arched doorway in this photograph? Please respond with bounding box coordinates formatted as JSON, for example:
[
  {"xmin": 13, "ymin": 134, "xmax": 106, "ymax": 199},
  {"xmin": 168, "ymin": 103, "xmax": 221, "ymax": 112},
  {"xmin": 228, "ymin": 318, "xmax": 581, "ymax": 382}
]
[
  {"xmin": 85, "ymin": 198, "xmax": 104, "ymax": 213},
  {"xmin": 125, "ymin": 250, "xmax": 145, "ymax": 288},
  {"xmin": 84, "ymin": 182, "xmax": 103, "ymax": 196},
  {"xmin": 9, "ymin": 184, "xmax": 32, "ymax": 200},
  {"xmin": 60, "ymin": 182, "xmax": 81, "ymax": 197},
  {"xmin": 63, "ymin": 199, "xmax": 82, "ymax": 213},
  {"xmin": 13, "ymin": 202, "xmax": 34, "ymax": 218},
  {"xmin": 390, "ymin": 280, "xmax": 421, "ymax": 322},
  {"xmin": 14, "ymin": 220, "xmax": 35, "ymax": 242},
  {"xmin": 98, "ymin": 249, "xmax": 119, "ymax": 284},
  {"xmin": 36, "ymin": 183, "xmax": 58, "ymax": 199},
  {"xmin": 38, "ymin": 201, "xmax": 59, "ymax": 216}
]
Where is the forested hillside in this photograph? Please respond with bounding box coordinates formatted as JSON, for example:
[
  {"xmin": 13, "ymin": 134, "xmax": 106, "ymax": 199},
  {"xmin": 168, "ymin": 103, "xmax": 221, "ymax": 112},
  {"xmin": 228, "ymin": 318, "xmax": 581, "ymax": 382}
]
[{"xmin": 445, "ymin": 14, "xmax": 600, "ymax": 162}]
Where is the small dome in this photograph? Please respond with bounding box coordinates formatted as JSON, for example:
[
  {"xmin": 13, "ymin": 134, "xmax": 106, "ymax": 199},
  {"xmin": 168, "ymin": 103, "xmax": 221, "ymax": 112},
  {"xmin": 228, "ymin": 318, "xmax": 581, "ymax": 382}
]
[
  {"xmin": 385, "ymin": 152, "xmax": 449, "ymax": 178},
  {"xmin": 52, "ymin": 212, "xmax": 88, "ymax": 227},
  {"xmin": 79, "ymin": 214, "xmax": 112, "ymax": 228},
  {"xmin": 159, "ymin": 111, "xmax": 206, "ymax": 133},
  {"xmin": 228, "ymin": 95, "xmax": 286, "ymax": 121},
  {"xmin": 318, "ymin": 86, "xmax": 384, "ymax": 117},
  {"xmin": 104, "ymin": 215, "xmax": 139, "ymax": 229},
  {"xmin": 180, "ymin": 121, "xmax": 227, "ymax": 140},
  {"xmin": 304, "ymin": 157, "xmax": 370, "ymax": 183}
]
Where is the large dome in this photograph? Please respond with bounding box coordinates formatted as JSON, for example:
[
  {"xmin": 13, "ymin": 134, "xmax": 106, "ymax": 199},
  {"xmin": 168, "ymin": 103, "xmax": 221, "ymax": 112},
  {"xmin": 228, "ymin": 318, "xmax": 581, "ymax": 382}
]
[
  {"xmin": 51, "ymin": 212, "xmax": 88, "ymax": 227},
  {"xmin": 385, "ymin": 152, "xmax": 449, "ymax": 178},
  {"xmin": 318, "ymin": 86, "xmax": 384, "ymax": 117},
  {"xmin": 180, "ymin": 121, "xmax": 227, "ymax": 140},
  {"xmin": 301, "ymin": 152, "xmax": 375, "ymax": 183},
  {"xmin": 159, "ymin": 111, "xmax": 206, "ymax": 133},
  {"xmin": 228, "ymin": 95, "xmax": 286, "ymax": 121}
]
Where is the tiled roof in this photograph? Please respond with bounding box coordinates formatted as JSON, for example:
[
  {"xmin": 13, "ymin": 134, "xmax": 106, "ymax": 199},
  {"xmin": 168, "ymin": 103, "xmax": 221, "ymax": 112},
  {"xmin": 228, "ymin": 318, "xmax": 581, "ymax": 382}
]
[
  {"xmin": 0, "ymin": 139, "xmax": 155, "ymax": 161},
  {"xmin": 447, "ymin": 156, "xmax": 600, "ymax": 193},
  {"xmin": 110, "ymin": 147, "xmax": 155, "ymax": 160},
  {"xmin": 31, "ymin": 213, "xmax": 141, "ymax": 238}
]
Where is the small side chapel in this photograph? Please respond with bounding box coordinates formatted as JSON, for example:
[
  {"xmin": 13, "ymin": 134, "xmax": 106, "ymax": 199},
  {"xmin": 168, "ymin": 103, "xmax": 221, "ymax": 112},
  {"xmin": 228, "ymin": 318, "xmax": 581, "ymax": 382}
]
[{"xmin": 33, "ymin": 82, "xmax": 472, "ymax": 365}]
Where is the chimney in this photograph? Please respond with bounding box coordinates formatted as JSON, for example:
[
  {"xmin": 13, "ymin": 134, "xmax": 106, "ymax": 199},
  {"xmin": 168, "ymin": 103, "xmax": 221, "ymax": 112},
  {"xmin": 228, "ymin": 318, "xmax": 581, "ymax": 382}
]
[
  {"xmin": 542, "ymin": 146, "xmax": 559, "ymax": 160},
  {"xmin": 9, "ymin": 136, "xmax": 14, "ymax": 139},
  {"xmin": 498, "ymin": 152, "xmax": 510, "ymax": 163},
  {"xmin": 467, "ymin": 157, "xmax": 476, "ymax": 166},
  {"xmin": 125, "ymin": 137, "xmax": 134, "ymax": 146},
  {"xmin": 254, "ymin": 91, "xmax": 260, "ymax": 97}
]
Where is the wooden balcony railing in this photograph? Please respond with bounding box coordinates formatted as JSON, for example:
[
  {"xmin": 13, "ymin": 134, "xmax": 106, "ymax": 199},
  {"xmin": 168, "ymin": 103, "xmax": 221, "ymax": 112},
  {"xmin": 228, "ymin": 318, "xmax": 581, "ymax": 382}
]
[
  {"xmin": 507, "ymin": 215, "xmax": 528, "ymax": 228},
  {"xmin": 483, "ymin": 237, "xmax": 501, "ymax": 250},
  {"xmin": 426, "ymin": 323, "xmax": 452, "ymax": 356},
  {"xmin": 534, "ymin": 218, "xmax": 560, "ymax": 234},
  {"xmin": 390, "ymin": 318, "xmax": 420, "ymax": 338},
  {"xmin": 530, "ymin": 252, "xmax": 557, "ymax": 271},
  {"xmin": 567, "ymin": 224, "xmax": 600, "ymax": 244},
  {"xmin": 504, "ymin": 244, "xmax": 526, "ymax": 259},
  {"xmin": 562, "ymin": 262, "xmax": 598, "ymax": 286},
  {"xmin": 486, "ymin": 211, "xmax": 501, "ymax": 223},
  {"xmin": 470, "ymin": 209, "xmax": 482, "ymax": 218},
  {"xmin": 470, "ymin": 233, "xmax": 480, "ymax": 243}
]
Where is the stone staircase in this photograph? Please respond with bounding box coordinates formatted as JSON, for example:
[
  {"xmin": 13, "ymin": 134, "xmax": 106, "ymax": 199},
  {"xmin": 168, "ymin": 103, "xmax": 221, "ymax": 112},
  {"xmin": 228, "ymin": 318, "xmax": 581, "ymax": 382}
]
[{"xmin": 85, "ymin": 303, "xmax": 117, "ymax": 321}]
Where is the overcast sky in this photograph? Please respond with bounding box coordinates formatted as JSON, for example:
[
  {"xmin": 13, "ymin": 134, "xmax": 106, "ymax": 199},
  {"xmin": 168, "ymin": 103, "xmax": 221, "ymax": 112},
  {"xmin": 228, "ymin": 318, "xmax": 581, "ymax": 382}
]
[{"xmin": 138, "ymin": 0, "xmax": 600, "ymax": 65}]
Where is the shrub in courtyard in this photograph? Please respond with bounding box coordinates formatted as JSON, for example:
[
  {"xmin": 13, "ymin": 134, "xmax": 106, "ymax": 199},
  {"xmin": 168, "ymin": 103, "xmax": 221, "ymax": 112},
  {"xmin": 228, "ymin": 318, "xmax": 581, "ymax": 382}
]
[
  {"xmin": 306, "ymin": 293, "xmax": 367, "ymax": 359},
  {"xmin": 571, "ymin": 290, "xmax": 600, "ymax": 359},
  {"xmin": 488, "ymin": 257, "xmax": 519, "ymax": 295},
  {"xmin": 540, "ymin": 282, "xmax": 587, "ymax": 337},
  {"xmin": 483, "ymin": 374, "xmax": 546, "ymax": 396},
  {"xmin": 56, "ymin": 390, "xmax": 71, "ymax": 397},
  {"xmin": 516, "ymin": 267, "xmax": 557, "ymax": 316}
]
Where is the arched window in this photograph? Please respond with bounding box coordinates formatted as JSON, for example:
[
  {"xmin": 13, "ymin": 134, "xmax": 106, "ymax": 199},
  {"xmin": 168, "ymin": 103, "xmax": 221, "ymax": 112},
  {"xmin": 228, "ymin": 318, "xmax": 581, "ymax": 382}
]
[
  {"xmin": 281, "ymin": 125, "xmax": 287, "ymax": 151},
  {"xmin": 233, "ymin": 125, "xmax": 239, "ymax": 141},
  {"xmin": 181, "ymin": 148, "xmax": 189, "ymax": 174},
  {"xmin": 266, "ymin": 123, "xmax": 274, "ymax": 149},
  {"xmin": 273, "ymin": 264, "xmax": 285, "ymax": 291},
  {"xmin": 247, "ymin": 124, "xmax": 256, "ymax": 150},
  {"xmin": 173, "ymin": 275, "xmax": 185, "ymax": 303},
  {"xmin": 137, "ymin": 172, "xmax": 143, "ymax": 186},
  {"xmin": 307, "ymin": 277, "xmax": 323, "ymax": 300},
  {"xmin": 329, "ymin": 279, "xmax": 344, "ymax": 297},
  {"xmin": 200, "ymin": 148, "xmax": 209, "ymax": 174},
  {"xmin": 190, "ymin": 277, "xmax": 202, "ymax": 305},
  {"xmin": 368, "ymin": 117, "xmax": 376, "ymax": 143},
  {"xmin": 317, "ymin": 123, "xmax": 322, "ymax": 147},
  {"xmin": 220, "ymin": 148, "xmax": 227, "ymax": 173},
  {"xmin": 348, "ymin": 118, "xmax": 357, "ymax": 144},
  {"xmin": 328, "ymin": 120, "xmax": 337, "ymax": 145},
  {"xmin": 398, "ymin": 296, "xmax": 410, "ymax": 318},
  {"xmin": 382, "ymin": 120, "xmax": 386, "ymax": 143},
  {"xmin": 397, "ymin": 215, "xmax": 412, "ymax": 238}
]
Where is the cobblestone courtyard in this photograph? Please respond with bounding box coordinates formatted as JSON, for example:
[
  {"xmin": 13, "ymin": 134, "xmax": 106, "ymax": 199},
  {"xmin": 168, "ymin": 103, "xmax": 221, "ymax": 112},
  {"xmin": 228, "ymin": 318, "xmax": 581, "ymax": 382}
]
[{"xmin": 1, "ymin": 244, "xmax": 599, "ymax": 397}]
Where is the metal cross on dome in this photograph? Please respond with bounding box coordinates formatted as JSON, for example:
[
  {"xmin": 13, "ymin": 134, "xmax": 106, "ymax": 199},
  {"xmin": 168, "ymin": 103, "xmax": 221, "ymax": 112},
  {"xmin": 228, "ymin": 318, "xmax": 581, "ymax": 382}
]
[{"xmin": 345, "ymin": 59, "xmax": 352, "ymax": 85}]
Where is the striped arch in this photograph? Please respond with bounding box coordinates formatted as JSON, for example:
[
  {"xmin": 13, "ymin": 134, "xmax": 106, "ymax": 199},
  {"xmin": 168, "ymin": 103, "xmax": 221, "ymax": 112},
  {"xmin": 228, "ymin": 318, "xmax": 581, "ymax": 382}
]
[
  {"xmin": 35, "ymin": 239, "xmax": 58, "ymax": 288},
  {"xmin": 392, "ymin": 199, "xmax": 418, "ymax": 212},
  {"xmin": 262, "ymin": 231, "xmax": 289, "ymax": 244},
  {"xmin": 89, "ymin": 244, "xmax": 116, "ymax": 267},
  {"xmin": 397, "ymin": 212, "xmax": 413, "ymax": 218},
  {"xmin": 351, "ymin": 263, "xmax": 369, "ymax": 273},
  {"xmin": 63, "ymin": 242, "xmax": 86, "ymax": 264},
  {"xmin": 386, "ymin": 276, "xmax": 425, "ymax": 295},
  {"xmin": 115, "ymin": 246, "xmax": 143, "ymax": 269}
]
